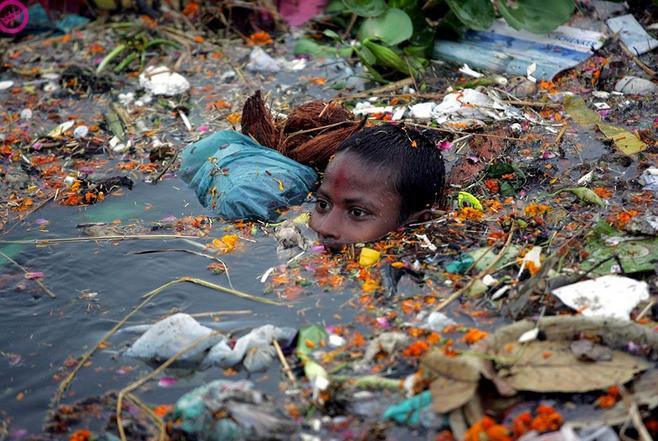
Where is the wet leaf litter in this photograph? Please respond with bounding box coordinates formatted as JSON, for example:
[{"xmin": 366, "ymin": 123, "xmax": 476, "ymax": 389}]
[{"xmin": 0, "ymin": 2, "xmax": 657, "ymax": 441}]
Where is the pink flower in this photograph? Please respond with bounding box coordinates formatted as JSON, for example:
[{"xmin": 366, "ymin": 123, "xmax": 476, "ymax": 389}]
[
  {"xmin": 24, "ymin": 272, "xmax": 43, "ymax": 280},
  {"xmin": 158, "ymin": 377, "xmax": 178, "ymax": 387},
  {"xmin": 437, "ymin": 140, "xmax": 452, "ymax": 151}
]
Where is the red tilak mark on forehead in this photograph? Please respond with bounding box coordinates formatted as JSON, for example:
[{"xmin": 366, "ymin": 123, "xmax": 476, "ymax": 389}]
[{"xmin": 331, "ymin": 163, "xmax": 350, "ymax": 193}]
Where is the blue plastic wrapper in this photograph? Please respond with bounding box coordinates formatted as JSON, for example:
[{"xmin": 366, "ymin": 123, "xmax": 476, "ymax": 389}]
[{"xmin": 180, "ymin": 130, "xmax": 318, "ymax": 222}]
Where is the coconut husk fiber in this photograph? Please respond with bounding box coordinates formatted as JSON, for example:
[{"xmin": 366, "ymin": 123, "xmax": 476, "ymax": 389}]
[{"xmin": 240, "ymin": 90, "xmax": 359, "ymax": 169}]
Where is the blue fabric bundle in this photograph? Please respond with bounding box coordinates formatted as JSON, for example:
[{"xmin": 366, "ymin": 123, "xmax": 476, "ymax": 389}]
[{"xmin": 180, "ymin": 130, "xmax": 318, "ymax": 222}]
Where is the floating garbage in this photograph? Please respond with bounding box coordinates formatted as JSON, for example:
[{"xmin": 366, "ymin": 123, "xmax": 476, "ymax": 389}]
[
  {"xmin": 139, "ymin": 65, "xmax": 190, "ymax": 96},
  {"xmin": 168, "ymin": 380, "xmax": 297, "ymax": 441},
  {"xmin": 551, "ymin": 275, "xmax": 649, "ymax": 320},
  {"xmin": 246, "ymin": 47, "xmax": 281, "ymax": 73},
  {"xmin": 606, "ymin": 14, "xmax": 658, "ymax": 55},
  {"xmin": 614, "ymin": 76, "xmax": 658, "ymax": 96},
  {"xmin": 204, "ymin": 324, "xmax": 296, "ymax": 372},
  {"xmin": 430, "ymin": 89, "xmax": 525, "ymax": 127},
  {"xmin": 125, "ymin": 313, "xmax": 224, "ymax": 364}
]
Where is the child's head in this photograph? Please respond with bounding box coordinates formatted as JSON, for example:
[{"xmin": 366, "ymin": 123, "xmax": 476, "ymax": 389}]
[{"xmin": 310, "ymin": 124, "xmax": 445, "ymax": 249}]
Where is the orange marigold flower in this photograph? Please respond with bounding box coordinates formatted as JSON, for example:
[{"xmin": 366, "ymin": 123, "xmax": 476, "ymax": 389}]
[
  {"xmin": 182, "ymin": 1, "xmax": 199, "ymax": 17},
  {"xmin": 597, "ymin": 394, "xmax": 618, "ymax": 409},
  {"xmin": 226, "ymin": 112, "xmax": 241, "ymax": 125},
  {"xmin": 524, "ymin": 203, "xmax": 551, "ymax": 218},
  {"xmin": 153, "ymin": 404, "xmax": 173, "ymax": 417},
  {"xmin": 607, "ymin": 209, "xmax": 640, "ymax": 229},
  {"xmin": 456, "ymin": 207, "xmax": 484, "ymax": 222},
  {"xmin": 593, "ymin": 187, "xmax": 612, "ymax": 199},
  {"xmin": 246, "ymin": 31, "xmax": 273, "ymax": 46},
  {"xmin": 513, "ymin": 411, "xmax": 533, "ymax": 437},
  {"xmin": 69, "ymin": 429, "xmax": 92, "ymax": 441},
  {"xmin": 484, "ymin": 178, "xmax": 500, "ymax": 194},
  {"xmin": 463, "ymin": 328, "xmax": 488, "ymax": 345},
  {"xmin": 402, "ymin": 341, "xmax": 430, "ymax": 358}
]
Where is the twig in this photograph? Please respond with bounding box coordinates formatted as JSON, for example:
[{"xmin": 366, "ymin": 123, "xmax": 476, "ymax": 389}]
[
  {"xmin": 619, "ymin": 43, "xmax": 657, "ymax": 79},
  {"xmin": 502, "ymin": 99, "xmax": 560, "ymax": 109},
  {"xmin": 117, "ymin": 331, "xmax": 222, "ymax": 441},
  {"xmin": 635, "ymin": 301, "xmax": 655, "ymax": 322},
  {"xmin": 52, "ymin": 277, "xmax": 281, "ymax": 405},
  {"xmin": 434, "ymin": 222, "xmax": 516, "ymax": 312},
  {"xmin": 155, "ymin": 277, "xmax": 282, "ymax": 306},
  {"xmin": 553, "ymin": 126, "xmax": 567, "ymax": 146},
  {"xmin": 273, "ymin": 339, "xmax": 296, "ymax": 384},
  {"xmin": 282, "ymin": 120, "xmax": 353, "ymax": 145},
  {"xmin": 0, "ymin": 234, "xmax": 200, "ymax": 245},
  {"xmin": 131, "ymin": 248, "xmax": 234, "ymax": 289},
  {"xmin": 125, "ymin": 392, "xmax": 165, "ymax": 441},
  {"xmin": 0, "ymin": 250, "xmax": 56, "ymax": 299},
  {"xmin": 151, "ymin": 150, "xmax": 180, "ymax": 184},
  {"xmin": 618, "ymin": 383, "xmax": 652, "ymax": 441}
]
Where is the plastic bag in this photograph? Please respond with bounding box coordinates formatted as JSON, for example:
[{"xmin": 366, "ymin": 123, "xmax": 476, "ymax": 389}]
[{"xmin": 180, "ymin": 131, "xmax": 318, "ymax": 222}]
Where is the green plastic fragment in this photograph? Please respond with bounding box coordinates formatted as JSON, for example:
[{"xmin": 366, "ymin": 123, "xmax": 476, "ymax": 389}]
[{"xmin": 445, "ymin": 254, "xmax": 475, "ymax": 274}]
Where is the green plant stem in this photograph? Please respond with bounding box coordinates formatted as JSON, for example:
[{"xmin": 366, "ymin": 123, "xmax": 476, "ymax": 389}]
[
  {"xmin": 97, "ymin": 43, "xmax": 127, "ymax": 74},
  {"xmin": 114, "ymin": 52, "xmax": 137, "ymax": 73}
]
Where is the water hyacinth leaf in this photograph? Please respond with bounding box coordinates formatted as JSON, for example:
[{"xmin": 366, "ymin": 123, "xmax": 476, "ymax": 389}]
[
  {"xmin": 457, "ymin": 191, "xmax": 483, "ymax": 211},
  {"xmin": 496, "ymin": 0, "xmax": 575, "ymax": 34},
  {"xmin": 468, "ymin": 245, "xmax": 520, "ymax": 272},
  {"xmin": 359, "ymin": 8, "xmax": 413, "ymax": 46},
  {"xmin": 563, "ymin": 95, "xmax": 601, "ymax": 128},
  {"xmin": 494, "ymin": 340, "xmax": 648, "ymax": 392},
  {"xmin": 598, "ymin": 124, "xmax": 646, "ymax": 155},
  {"xmin": 445, "ymin": 0, "xmax": 495, "ymax": 31},
  {"xmin": 342, "ymin": 0, "xmax": 387, "ymax": 17},
  {"xmin": 296, "ymin": 324, "xmax": 328, "ymax": 358}
]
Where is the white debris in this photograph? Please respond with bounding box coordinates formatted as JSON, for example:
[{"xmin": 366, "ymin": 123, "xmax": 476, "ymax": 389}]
[
  {"xmin": 491, "ymin": 285, "xmax": 512, "ymax": 300},
  {"xmin": 42, "ymin": 73, "xmax": 60, "ymax": 81},
  {"xmin": 458, "ymin": 63, "xmax": 483, "ymax": 78},
  {"xmin": 482, "ymin": 274, "xmax": 497, "ymax": 286},
  {"xmin": 639, "ymin": 167, "xmax": 658, "ymax": 193},
  {"xmin": 614, "ymin": 76, "xmax": 658, "ymax": 96},
  {"xmin": 328, "ymin": 334, "xmax": 346, "ymax": 348},
  {"xmin": 416, "ymin": 311, "xmax": 455, "ymax": 332},
  {"xmin": 409, "ymin": 102, "xmax": 435, "ymax": 120},
  {"xmin": 48, "ymin": 120, "xmax": 75, "ymax": 137},
  {"xmin": 20, "ymin": 109, "xmax": 32, "ymax": 120},
  {"xmin": 526, "ymin": 62, "xmax": 537, "ymax": 83},
  {"xmin": 109, "ymin": 136, "xmax": 131, "ymax": 153},
  {"xmin": 593, "ymin": 102, "xmax": 610, "ymax": 110},
  {"xmin": 125, "ymin": 313, "xmax": 223, "ymax": 363},
  {"xmin": 391, "ymin": 107, "xmax": 406, "ymax": 121},
  {"xmin": 607, "ymin": 14, "xmax": 658, "ymax": 55},
  {"xmin": 278, "ymin": 57, "xmax": 306, "ymax": 71},
  {"xmin": 552, "ymin": 275, "xmax": 649, "ymax": 320},
  {"xmin": 577, "ymin": 170, "xmax": 594, "ymax": 186},
  {"xmin": 0, "ymin": 80, "xmax": 14, "ymax": 90},
  {"xmin": 43, "ymin": 82, "xmax": 60, "ymax": 93},
  {"xmin": 246, "ymin": 47, "xmax": 281, "ymax": 73},
  {"xmin": 591, "ymin": 91, "xmax": 610, "ymax": 99},
  {"xmin": 353, "ymin": 101, "xmax": 395, "ymax": 116},
  {"xmin": 73, "ymin": 125, "xmax": 89, "ymax": 139},
  {"xmin": 415, "ymin": 233, "xmax": 437, "ymax": 252},
  {"xmin": 139, "ymin": 65, "xmax": 190, "ymax": 96},
  {"xmin": 518, "ymin": 327, "xmax": 539, "ymax": 343},
  {"xmin": 118, "ymin": 92, "xmax": 134, "ymax": 106},
  {"xmin": 518, "ymin": 246, "xmax": 542, "ymax": 277},
  {"xmin": 431, "ymin": 89, "xmax": 524, "ymax": 127}
]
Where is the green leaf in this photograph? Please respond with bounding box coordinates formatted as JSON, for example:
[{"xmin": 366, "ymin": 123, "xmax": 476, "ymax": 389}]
[
  {"xmin": 551, "ymin": 187, "xmax": 606, "ymax": 207},
  {"xmin": 359, "ymin": 8, "xmax": 413, "ymax": 45},
  {"xmin": 296, "ymin": 324, "xmax": 328, "ymax": 359},
  {"xmin": 363, "ymin": 40, "xmax": 411, "ymax": 74},
  {"xmin": 497, "ymin": 0, "xmax": 575, "ymax": 34},
  {"xmin": 293, "ymin": 38, "xmax": 353, "ymax": 58},
  {"xmin": 323, "ymin": 29, "xmax": 342, "ymax": 41},
  {"xmin": 356, "ymin": 44, "xmax": 376, "ymax": 65},
  {"xmin": 445, "ymin": 0, "xmax": 495, "ymax": 31},
  {"xmin": 343, "ymin": 0, "xmax": 387, "ymax": 17},
  {"xmin": 563, "ymin": 95, "xmax": 601, "ymax": 128},
  {"xmin": 598, "ymin": 124, "xmax": 646, "ymax": 155}
]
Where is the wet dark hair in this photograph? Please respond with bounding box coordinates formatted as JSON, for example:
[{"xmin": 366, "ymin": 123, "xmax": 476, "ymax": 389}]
[{"xmin": 335, "ymin": 123, "xmax": 445, "ymax": 222}]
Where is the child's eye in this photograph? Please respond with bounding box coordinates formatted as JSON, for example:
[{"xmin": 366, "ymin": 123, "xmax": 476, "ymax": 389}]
[
  {"xmin": 349, "ymin": 207, "xmax": 369, "ymax": 219},
  {"xmin": 315, "ymin": 199, "xmax": 331, "ymax": 213}
]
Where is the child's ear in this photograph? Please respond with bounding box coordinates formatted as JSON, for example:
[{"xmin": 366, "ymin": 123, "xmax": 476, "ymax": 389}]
[{"xmin": 404, "ymin": 209, "xmax": 432, "ymax": 225}]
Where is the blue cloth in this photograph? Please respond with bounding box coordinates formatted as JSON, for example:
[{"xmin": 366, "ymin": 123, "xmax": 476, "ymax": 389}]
[{"xmin": 180, "ymin": 130, "xmax": 318, "ymax": 222}]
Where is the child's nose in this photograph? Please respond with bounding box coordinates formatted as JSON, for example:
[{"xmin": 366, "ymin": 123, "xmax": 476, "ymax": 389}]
[{"xmin": 310, "ymin": 211, "xmax": 340, "ymax": 242}]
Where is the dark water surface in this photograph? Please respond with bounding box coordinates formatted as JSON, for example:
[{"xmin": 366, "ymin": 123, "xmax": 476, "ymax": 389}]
[{"xmin": 0, "ymin": 178, "xmax": 369, "ymax": 434}]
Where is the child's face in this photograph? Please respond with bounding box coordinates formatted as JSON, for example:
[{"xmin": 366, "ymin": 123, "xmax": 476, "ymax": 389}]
[{"xmin": 310, "ymin": 151, "xmax": 402, "ymax": 250}]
